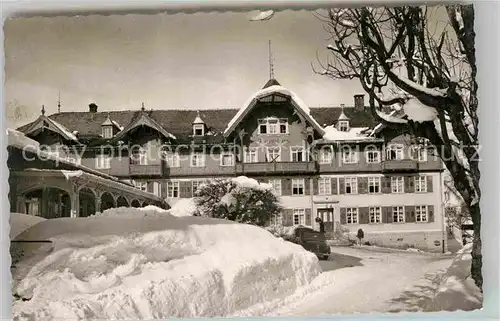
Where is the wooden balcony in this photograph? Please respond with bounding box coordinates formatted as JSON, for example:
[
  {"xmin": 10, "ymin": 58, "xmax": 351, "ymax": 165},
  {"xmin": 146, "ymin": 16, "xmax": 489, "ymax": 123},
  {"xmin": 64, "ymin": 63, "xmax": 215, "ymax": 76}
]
[
  {"xmin": 129, "ymin": 164, "xmax": 162, "ymax": 176},
  {"xmin": 382, "ymin": 159, "xmax": 419, "ymax": 173},
  {"xmin": 235, "ymin": 161, "xmax": 318, "ymax": 175}
]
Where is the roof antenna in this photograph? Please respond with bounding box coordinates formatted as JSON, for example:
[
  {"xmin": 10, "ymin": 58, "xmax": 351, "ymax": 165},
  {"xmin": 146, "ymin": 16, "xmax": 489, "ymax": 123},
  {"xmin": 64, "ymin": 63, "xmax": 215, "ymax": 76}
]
[
  {"xmin": 57, "ymin": 91, "xmax": 61, "ymax": 113},
  {"xmin": 268, "ymin": 40, "xmax": 275, "ymax": 79}
]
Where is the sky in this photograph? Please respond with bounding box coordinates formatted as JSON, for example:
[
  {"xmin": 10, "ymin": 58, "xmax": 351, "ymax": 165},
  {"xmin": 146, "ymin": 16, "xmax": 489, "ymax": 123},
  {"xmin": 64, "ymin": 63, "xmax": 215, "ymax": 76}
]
[{"xmin": 5, "ymin": 9, "xmax": 369, "ymax": 128}]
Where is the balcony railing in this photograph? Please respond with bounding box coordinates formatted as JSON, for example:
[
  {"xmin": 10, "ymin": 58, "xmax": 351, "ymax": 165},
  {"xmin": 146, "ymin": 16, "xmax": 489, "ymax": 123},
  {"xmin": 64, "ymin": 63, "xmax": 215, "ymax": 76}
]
[
  {"xmin": 235, "ymin": 161, "xmax": 318, "ymax": 175},
  {"xmin": 129, "ymin": 164, "xmax": 162, "ymax": 176},
  {"xmin": 382, "ymin": 159, "xmax": 419, "ymax": 173}
]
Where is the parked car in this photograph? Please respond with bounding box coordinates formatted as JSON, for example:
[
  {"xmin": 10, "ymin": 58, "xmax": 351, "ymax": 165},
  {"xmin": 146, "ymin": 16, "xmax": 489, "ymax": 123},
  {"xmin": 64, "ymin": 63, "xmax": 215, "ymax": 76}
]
[{"xmin": 286, "ymin": 227, "xmax": 331, "ymax": 260}]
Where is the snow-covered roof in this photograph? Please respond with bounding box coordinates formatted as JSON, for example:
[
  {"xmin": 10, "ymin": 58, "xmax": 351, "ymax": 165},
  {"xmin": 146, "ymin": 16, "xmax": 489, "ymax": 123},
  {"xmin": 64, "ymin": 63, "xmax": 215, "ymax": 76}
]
[
  {"xmin": 224, "ymin": 82, "xmax": 325, "ymax": 137},
  {"xmin": 193, "ymin": 111, "xmax": 205, "ymax": 124},
  {"xmin": 6, "ymin": 128, "xmax": 40, "ymax": 150},
  {"xmin": 48, "ymin": 117, "xmax": 79, "ymax": 141},
  {"xmin": 321, "ymin": 125, "xmax": 373, "ymax": 142},
  {"xmin": 101, "ymin": 115, "xmax": 114, "ymax": 126},
  {"xmin": 111, "ymin": 120, "xmax": 124, "ymax": 131},
  {"xmin": 338, "ymin": 111, "xmax": 350, "ymax": 121}
]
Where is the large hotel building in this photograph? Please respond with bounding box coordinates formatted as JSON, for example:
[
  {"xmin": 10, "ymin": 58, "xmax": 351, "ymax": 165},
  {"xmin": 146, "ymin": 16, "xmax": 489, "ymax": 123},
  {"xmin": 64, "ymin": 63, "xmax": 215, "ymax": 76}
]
[{"xmin": 11, "ymin": 78, "xmax": 447, "ymax": 251}]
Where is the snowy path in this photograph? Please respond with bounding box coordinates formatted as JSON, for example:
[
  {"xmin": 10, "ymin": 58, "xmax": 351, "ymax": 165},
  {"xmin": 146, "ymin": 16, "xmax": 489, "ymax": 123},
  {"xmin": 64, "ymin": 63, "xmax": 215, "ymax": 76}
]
[{"xmin": 269, "ymin": 246, "xmax": 454, "ymax": 316}]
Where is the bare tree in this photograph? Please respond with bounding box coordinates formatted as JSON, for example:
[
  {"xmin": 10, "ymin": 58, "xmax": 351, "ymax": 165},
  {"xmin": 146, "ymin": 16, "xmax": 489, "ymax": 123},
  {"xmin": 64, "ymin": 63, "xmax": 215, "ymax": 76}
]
[{"xmin": 315, "ymin": 5, "xmax": 481, "ymax": 289}]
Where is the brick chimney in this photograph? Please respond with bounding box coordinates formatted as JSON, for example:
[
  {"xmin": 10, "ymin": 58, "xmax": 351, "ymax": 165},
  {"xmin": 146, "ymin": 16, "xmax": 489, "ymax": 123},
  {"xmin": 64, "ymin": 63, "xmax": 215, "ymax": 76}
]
[
  {"xmin": 89, "ymin": 103, "xmax": 98, "ymax": 113},
  {"xmin": 354, "ymin": 94, "xmax": 365, "ymax": 110}
]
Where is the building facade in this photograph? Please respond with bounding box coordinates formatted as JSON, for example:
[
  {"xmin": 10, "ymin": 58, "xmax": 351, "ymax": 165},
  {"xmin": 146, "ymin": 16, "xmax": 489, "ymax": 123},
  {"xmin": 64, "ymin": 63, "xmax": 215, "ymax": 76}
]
[{"xmin": 16, "ymin": 79, "xmax": 446, "ymax": 251}]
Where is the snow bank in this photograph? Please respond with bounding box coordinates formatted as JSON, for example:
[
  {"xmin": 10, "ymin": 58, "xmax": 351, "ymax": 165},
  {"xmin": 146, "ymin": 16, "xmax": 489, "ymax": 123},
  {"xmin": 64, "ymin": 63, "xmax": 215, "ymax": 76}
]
[
  {"xmin": 9, "ymin": 213, "xmax": 46, "ymax": 240},
  {"xmin": 168, "ymin": 198, "xmax": 198, "ymax": 217},
  {"xmin": 12, "ymin": 209, "xmax": 321, "ymax": 320},
  {"xmin": 249, "ymin": 10, "xmax": 274, "ymax": 21},
  {"xmin": 430, "ymin": 243, "xmax": 482, "ymax": 311},
  {"xmin": 93, "ymin": 205, "xmax": 171, "ymax": 218}
]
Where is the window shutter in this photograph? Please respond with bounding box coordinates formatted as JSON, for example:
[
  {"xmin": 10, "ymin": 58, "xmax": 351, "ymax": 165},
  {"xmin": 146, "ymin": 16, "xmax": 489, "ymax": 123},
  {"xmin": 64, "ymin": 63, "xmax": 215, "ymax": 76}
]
[
  {"xmin": 282, "ymin": 179, "xmax": 292, "ymax": 196},
  {"xmin": 331, "ymin": 177, "xmax": 338, "ymax": 195},
  {"xmin": 340, "ymin": 208, "xmax": 346, "ymax": 224},
  {"xmin": 147, "ymin": 181, "xmax": 154, "ymax": 193},
  {"xmin": 428, "ymin": 205, "xmax": 435, "ymax": 222},
  {"xmin": 161, "ymin": 181, "xmax": 167, "ymax": 199},
  {"xmin": 313, "ymin": 178, "xmax": 319, "ymax": 195},
  {"xmin": 405, "ymin": 205, "xmax": 416, "ymax": 222},
  {"xmin": 359, "ymin": 207, "xmax": 370, "ymax": 224},
  {"xmin": 179, "ymin": 181, "xmax": 192, "ymax": 198},
  {"xmin": 338, "ymin": 177, "xmax": 345, "ymax": 194},
  {"xmin": 304, "ymin": 178, "xmax": 310, "ymax": 195},
  {"xmin": 284, "ymin": 209, "xmax": 294, "ymax": 226},
  {"xmin": 404, "ymin": 176, "xmax": 415, "ymax": 193},
  {"xmin": 358, "ymin": 177, "xmax": 368, "ymax": 194},
  {"xmin": 382, "ymin": 206, "xmax": 392, "ymax": 223},
  {"xmin": 305, "ymin": 208, "xmax": 312, "ymax": 226},
  {"xmin": 427, "ymin": 176, "xmax": 433, "ymax": 192},
  {"xmin": 382, "ymin": 176, "xmax": 391, "ymax": 194}
]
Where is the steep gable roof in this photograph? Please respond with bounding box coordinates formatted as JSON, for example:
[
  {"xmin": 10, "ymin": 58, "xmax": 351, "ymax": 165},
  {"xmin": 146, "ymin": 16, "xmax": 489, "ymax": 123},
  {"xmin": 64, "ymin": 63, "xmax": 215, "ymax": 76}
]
[
  {"xmin": 21, "ymin": 115, "xmax": 79, "ymax": 142},
  {"xmin": 113, "ymin": 110, "xmax": 176, "ymax": 141}
]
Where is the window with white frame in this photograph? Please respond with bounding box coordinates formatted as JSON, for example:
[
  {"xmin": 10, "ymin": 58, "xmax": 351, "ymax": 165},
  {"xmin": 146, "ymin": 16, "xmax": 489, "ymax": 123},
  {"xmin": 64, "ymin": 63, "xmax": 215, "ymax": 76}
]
[
  {"xmin": 244, "ymin": 147, "xmax": 258, "ymax": 163},
  {"xmin": 386, "ymin": 144, "xmax": 404, "ymax": 160},
  {"xmin": 134, "ymin": 181, "xmax": 148, "ymax": 192},
  {"xmin": 346, "ymin": 207, "xmax": 359, "ymax": 224},
  {"xmin": 417, "ymin": 146, "xmax": 428, "ymax": 162},
  {"xmin": 66, "ymin": 154, "xmax": 82, "ymax": 165},
  {"xmin": 220, "ymin": 152, "xmax": 234, "ymax": 166},
  {"xmin": 415, "ymin": 175, "xmax": 427, "ymax": 192},
  {"xmin": 293, "ymin": 208, "xmax": 305, "ymax": 226},
  {"xmin": 166, "ymin": 181, "xmax": 180, "ymax": 198},
  {"xmin": 153, "ymin": 182, "xmax": 161, "ymax": 197},
  {"xmin": 369, "ymin": 207, "xmax": 382, "ymax": 223},
  {"xmin": 391, "ymin": 176, "xmax": 404, "ymax": 193},
  {"xmin": 258, "ymin": 118, "xmax": 288, "ymax": 134},
  {"xmin": 339, "ymin": 121, "xmax": 350, "ymax": 132},
  {"xmin": 96, "ymin": 152, "xmax": 111, "ymax": 169},
  {"xmin": 290, "ymin": 146, "xmax": 305, "ymax": 162},
  {"xmin": 269, "ymin": 179, "xmax": 282, "ymax": 196},
  {"xmin": 345, "ymin": 177, "xmax": 358, "ymax": 194},
  {"xmin": 415, "ymin": 205, "xmax": 428, "ymax": 222},
  {"xmin": 193, "ymin": 124, "xmax": 204, "ymax": 136},
  {"xmin": 292, "ymin": 179, "xmax": 305, "ymax": 195},
  {"xmin": 366, "ymin": 148, "xmax": 381, "ymax": 163},
  {"xmin": 192, "ymin": 180, "xmax": 206, "ymax": 194},
  {"xmin": 393, "ymin": 206, "xmax": 405, "ymax": 223},
  {"xmin": 368, "ymin": 177, "xmax": 381, "ymax": 193},
  {"xmin": 342, "ymin": 148, "xmax": 357, "ymax": 164},
  {"xmin": 266, "ymin": 147, "xmax": 281, "ymax": 162},
  {"xmin": 165, "ymin": 152, "xmax": 180, "ymax": 167},
  {"xmin": 318, "ymin": 177, "xmax": 331, "ymax": 195},
  {"xmin": 190, "ymin": 153, "xmax": 205, "ymax": 167},
  {"xmin": 102, "ymin": 126, "xmax": 113, "ymax": 139},
  {"xmin": 130, "ymin": 148, "xmax": 148, "ymax": 165},
  {"xmin": 319, "ymin": 147, "xmax": 333, "ymax": 164}
]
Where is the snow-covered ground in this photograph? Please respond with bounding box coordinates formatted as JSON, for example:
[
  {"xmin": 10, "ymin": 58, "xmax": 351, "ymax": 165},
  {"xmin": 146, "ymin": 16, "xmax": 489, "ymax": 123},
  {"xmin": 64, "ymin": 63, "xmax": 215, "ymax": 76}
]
[
  {"xmin": 11, "ymin": 206, "xmax": 320, "ymax": 320},
  {"xmin": 244, "ymin": 246, "xmax": 478, "ymax": 316}
]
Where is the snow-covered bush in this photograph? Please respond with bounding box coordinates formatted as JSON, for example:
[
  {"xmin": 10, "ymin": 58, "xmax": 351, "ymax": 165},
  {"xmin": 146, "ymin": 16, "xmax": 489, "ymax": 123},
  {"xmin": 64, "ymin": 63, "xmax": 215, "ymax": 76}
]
[
  {"xmin": 168, "ymin": 198, "xmax": 200, "ymax": 217},
  {"xmin": 194, "ymin": 176, "xmax": 282, "ymax": 226}
]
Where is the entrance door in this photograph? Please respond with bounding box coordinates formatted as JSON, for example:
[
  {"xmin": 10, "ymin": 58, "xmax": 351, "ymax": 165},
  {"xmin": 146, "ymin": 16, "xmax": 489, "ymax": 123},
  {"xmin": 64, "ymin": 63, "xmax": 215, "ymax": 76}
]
[{"xmin": 317, "ymin": 208, "xmax": 334, "ymax": 232}]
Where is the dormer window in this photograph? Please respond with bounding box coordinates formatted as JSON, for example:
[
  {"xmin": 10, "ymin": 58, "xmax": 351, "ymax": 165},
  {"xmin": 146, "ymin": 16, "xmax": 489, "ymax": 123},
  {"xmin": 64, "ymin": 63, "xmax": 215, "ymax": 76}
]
[
  {"xmin": 339, "ymin": 121, "xmax": 350, "ymax": 132},
  {"xmin": 193, "ymin": 124, "xmax": 204, "ymax": 136},
  {"xmin": 192, "ymin": 111, "xmax": 205, "ymax": 136},
  {"xmin": 102, "ymin": 126, "xmax": 113, "ymax": 138},
  {"xmin": 258, "ymin": 118, "xmax": 288, "ymax": 135}
]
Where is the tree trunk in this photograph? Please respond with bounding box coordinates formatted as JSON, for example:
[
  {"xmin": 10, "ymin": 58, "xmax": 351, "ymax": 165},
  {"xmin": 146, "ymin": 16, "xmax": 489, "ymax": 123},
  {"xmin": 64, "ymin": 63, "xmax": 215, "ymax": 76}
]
[{"xmin": 469, "ymin": 202, "xmax": 482, "ymax": 291}]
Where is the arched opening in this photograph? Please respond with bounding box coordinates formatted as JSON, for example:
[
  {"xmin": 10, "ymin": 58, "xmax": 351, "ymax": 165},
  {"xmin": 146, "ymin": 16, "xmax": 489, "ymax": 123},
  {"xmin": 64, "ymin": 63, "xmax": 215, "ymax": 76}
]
[
  {"xmin": 131, "ymin": 199, "xmax": 141, "ymax": 208},
  {"xmin": 101, "ymin": 192, "xmax": 116, "ymax": 211},
  {"xmin": 23, "ymin": 187, "xmax": 71, "ymax": 219},
  {"xmin": 116, "ymin": 196, "xmax": 129, "ymax": 208},
  {"xmin": 79, "ymin": 188, "xmax": 96, "ymax": 217}
]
